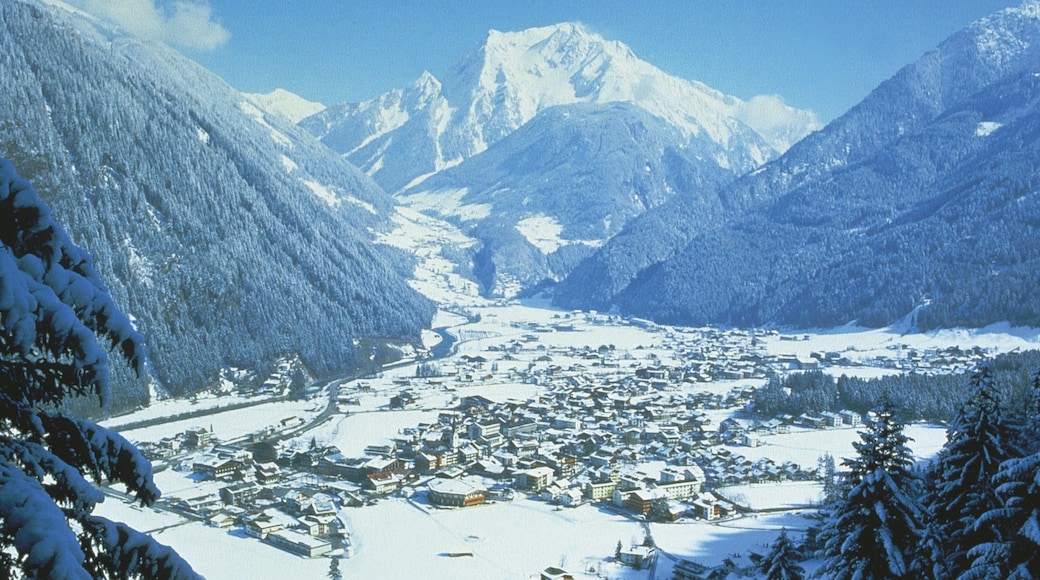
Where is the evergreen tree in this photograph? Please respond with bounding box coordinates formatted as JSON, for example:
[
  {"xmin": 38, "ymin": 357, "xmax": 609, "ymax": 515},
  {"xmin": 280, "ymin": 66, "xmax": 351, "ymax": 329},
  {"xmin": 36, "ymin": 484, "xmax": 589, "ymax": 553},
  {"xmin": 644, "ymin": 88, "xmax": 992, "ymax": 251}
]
[
  {"xmin": 817, "ymin": 453, "xmax": 843, "ymax": 506},
  {"xmin": 966, "ymin": 452, "xmax": 1040, "ymax": 579},
  {"xmin": 762, "ymin": 529, "xmax": 805, "ymax": 580},
  {"xmin": 328, "ymin": 557, "xmax": 342, "ymax": 580},
  {"xmin": 0, "ymin": 158, "xmax": 199, "ymax": 578},
  {"xmin": 817, "ymin": 395, "xmax": 927, "ymax": 579},
  {"xmin": 648, "ymin": 496, "xmax": 672, "ymax": 522},
  {"xmin": 967, "ymin": 367, "xmax": 1040, "ymax": 579},
  {"xmin": 927, "ymin": 365, "xmax": 1012, "ymax": 578}
]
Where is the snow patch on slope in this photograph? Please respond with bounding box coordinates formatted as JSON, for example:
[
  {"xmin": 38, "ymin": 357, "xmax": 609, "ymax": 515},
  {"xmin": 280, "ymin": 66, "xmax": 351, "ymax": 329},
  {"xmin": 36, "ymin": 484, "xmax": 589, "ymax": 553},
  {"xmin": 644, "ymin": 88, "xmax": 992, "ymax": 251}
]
[
  {"xmin": 301, "ymin": 179, "xmax": 339, "ymax": 208},
  {"xmin": 515, "ymin": 215, "xmax": 565, "ymax": 254},
  {"xmin": 975, "ymin": 121, "xmax": 1002, "ymax": 136},
  {"xmin": 237, "ymin": 100, "xmax": 293, "ymax": 148}
]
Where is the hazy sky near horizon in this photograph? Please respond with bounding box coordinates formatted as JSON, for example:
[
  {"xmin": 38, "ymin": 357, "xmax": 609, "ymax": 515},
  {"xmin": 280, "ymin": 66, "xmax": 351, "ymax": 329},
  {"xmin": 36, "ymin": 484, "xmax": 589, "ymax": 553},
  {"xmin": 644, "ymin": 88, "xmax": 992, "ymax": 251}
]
[{"xmin": 81, "ymin": 0, "xmax": 1018, "ymax": 122}]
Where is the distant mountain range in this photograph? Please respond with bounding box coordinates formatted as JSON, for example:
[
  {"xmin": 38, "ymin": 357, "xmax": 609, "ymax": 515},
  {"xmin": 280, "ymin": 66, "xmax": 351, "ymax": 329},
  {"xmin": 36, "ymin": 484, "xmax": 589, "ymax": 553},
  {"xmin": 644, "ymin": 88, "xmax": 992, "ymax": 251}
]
[
  {"xmin": 556, "ymin": 1, "xmax": 1040, "ymax": 329},
  {"xmin": 301, "ymin": 23, "xmax": 820, "ymax": 295},
  {"xmin": 0, "ymin": 0, "xmax": 433, "ymax": 405}
]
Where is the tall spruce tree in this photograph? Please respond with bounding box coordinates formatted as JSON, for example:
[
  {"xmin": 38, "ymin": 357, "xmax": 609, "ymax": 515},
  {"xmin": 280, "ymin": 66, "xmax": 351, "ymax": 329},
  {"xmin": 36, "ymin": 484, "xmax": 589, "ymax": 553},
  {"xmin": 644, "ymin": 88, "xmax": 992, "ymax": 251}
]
[
  {"xmin": 817, "ymin": 395, "xmax": 927, "ymax": 579},
  {"xmin": 0, "ymin": 158, "xmax": 199, "ymax": 578},
  {"xmin": 966, "ymin": 368, "xmax": 1040, "ymax": 579},
  {"xmin": 927, "ymin": 365, "xmax": 1012, "ymax": 578},
  {"xmin": 762, "ymin": 529, "xmax": 805, "ymax": 580}
]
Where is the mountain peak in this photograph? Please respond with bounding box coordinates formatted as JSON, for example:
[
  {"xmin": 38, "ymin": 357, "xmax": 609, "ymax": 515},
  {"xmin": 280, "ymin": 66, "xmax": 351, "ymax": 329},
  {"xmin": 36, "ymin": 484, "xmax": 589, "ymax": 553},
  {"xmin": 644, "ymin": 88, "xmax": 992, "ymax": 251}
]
[
  {"xmin": 244, "ymin": 88, "xmax": 326, "ymax": 124},
  {"xmin": 966, "ymin": 0, "xmax": 1040, "ymax": 70},
  {"xmin": 309, "ymin": 22, "xmax": 819, "ymax": 193}
]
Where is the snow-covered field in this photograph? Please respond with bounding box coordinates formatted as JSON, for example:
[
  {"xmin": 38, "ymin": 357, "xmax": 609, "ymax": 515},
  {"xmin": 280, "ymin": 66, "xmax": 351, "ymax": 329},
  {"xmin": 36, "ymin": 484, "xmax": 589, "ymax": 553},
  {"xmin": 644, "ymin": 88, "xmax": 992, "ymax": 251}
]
[
  {"xmin": 115, "ymin": 398, "xmax": 325, "ymax": 444},
  {"xmin": 722, "ymin": 423, "xmax": 949, "ymax": 471},
  {"xmin": 339, "ymin": 499, "xmax": 646, "ymax": 580}
]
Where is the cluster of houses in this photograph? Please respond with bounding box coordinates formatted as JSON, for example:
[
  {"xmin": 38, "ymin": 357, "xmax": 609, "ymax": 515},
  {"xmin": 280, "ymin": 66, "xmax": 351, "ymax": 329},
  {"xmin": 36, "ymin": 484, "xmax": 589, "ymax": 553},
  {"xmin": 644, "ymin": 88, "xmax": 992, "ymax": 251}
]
[{"xmin": 130, "ymin": 313, "xmax": 995, "ymax": 569}]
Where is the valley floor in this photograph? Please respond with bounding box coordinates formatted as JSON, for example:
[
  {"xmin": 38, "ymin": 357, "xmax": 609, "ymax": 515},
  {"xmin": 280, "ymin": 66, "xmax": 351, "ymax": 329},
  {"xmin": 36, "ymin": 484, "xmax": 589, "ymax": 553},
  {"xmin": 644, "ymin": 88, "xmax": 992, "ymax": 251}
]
[{"xmin": 96, "ymin": 210, "xmax": 1040, "ymax": 579}]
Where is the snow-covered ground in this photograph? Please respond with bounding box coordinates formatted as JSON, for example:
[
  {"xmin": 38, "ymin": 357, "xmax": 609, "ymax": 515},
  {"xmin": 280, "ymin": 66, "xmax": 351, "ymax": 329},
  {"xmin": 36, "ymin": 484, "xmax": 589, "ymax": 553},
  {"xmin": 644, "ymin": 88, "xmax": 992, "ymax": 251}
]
[
  {"xmin": 91, "ymin": 207, "xmax": 1040, "ymax": 580},
  {"xmin": 338, "ymin": 499, "xmax": 646, "ymax": 580},
  {"xmin": 115, "ymin": 398, "xmax": 325, "ymax": 444},
  {"xmin": 721, "ymin": 423, "xmax": 949, "ymax": 472}
]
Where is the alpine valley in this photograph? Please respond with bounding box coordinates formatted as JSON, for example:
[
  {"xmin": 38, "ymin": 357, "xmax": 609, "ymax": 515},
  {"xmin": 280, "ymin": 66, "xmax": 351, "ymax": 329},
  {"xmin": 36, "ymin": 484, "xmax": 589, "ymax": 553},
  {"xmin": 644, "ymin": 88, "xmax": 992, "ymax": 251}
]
[
  {"xmin": 7, "ymin": 0, "xmax": 1040, "ymax": 579},
  {"xmin": 301, "ymin": 23, "xmax": 820, "ymax": 296}
]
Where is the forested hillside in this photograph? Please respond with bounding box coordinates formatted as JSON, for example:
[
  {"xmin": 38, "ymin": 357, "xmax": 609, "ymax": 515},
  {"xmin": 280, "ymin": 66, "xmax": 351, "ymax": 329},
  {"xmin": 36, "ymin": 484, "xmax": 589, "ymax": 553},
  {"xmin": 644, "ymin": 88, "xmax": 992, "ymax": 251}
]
[
  {"xmin": 557, "ymin": 3, "xmax": 1040, "ymax": 330},
  {"xmin": 0, "ymin": 0, "xmax": 434, "ymax": 405}
]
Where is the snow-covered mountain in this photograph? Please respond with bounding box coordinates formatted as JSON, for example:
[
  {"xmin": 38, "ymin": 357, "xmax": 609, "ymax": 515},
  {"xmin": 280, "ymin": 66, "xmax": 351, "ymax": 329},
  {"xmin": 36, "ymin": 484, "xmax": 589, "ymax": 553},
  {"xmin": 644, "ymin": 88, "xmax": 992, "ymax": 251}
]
[
  {"xmin": 244, "ymin": 88, "xmax": 326, "ymax": 124},
  {"xmin": 556, "ymin": 1, "xmax": 1040, "ymax": 330},
  {"xmin": 0, "ymin": 0, "xmax": 433, "ymax": 405},
  {"xmin": 302, "ymin": 22, "xmax": 820, "ymax": 194},
  {"xmin": 301, "ymin": 23, "xmax": 818, "ymax": 296}
]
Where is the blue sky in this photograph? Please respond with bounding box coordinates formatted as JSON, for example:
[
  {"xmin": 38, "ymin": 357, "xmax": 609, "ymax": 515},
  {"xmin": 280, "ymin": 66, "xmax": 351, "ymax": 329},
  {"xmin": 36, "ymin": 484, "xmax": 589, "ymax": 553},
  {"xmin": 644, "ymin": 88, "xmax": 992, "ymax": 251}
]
[{"xmin": 84, "ymin": 1, "xmax": 1018, "ymax": 123}]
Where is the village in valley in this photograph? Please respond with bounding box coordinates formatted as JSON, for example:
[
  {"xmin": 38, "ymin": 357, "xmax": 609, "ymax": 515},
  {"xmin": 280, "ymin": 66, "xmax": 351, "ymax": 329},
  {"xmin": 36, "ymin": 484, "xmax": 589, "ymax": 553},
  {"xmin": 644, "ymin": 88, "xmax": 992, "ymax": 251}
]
[
  {"xmin": 90, "ymin": 208, "xmax": 1036, "ymax": 580},
  {"xmin": 99, "ymin": 297, "xmax": 1019, "ymax": 580}
]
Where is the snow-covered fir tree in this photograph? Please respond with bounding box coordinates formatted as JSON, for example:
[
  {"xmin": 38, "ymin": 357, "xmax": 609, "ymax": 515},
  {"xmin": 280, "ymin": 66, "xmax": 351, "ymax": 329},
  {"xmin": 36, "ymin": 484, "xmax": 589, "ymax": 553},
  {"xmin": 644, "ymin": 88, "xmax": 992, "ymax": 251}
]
[
  {"xmin": 965, "ymin": 451, "xmax": 1040, "ymax": 579},
  {"xmin": 0, "ymin": 158, "xmax": 199, "ymax": 578},
  {"xmin": 816, "ymin": 395, "xmax": 928, "ymax": 579},
  {"xmin": 966, "ymin": 368, "xmax": 1040, "ymax": 580},
  {"xmin": 927, "ymin": 364, "xmax": 1013, "ymax": 578},
  {"xmin": 762, "ymin": 528, "xmax": 805, "ymax": 580}
]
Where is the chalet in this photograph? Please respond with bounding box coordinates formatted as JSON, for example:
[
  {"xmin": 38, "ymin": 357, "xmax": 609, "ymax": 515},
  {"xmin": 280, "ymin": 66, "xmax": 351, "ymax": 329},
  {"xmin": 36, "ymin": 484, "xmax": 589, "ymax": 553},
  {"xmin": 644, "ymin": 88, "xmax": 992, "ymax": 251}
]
[
  {"xmin": 539, "ymin": 480, "xmax": 568, "ymax": 503},
  {"xmin": 265, "ymin": 529, "xmax": 332, "ymax": 558},
  {"xmin": 254, "ymin": 462, "xmax": 281, "ymax": 485},
  {"xmin": 691, "ymin": 495, "xmax": 735, "ymax": 521},
  {"xmin": 390, "ymin": 390, "xmax": 419, "ymax": 409},
  {"xmin": 184, "ymin": 427, "xmax": 213, "ymax": 449},
  {"xmin": 297, "ymin": 514, "xmax": 337, "ymax": 536},
  {"xmin": 192, "ymin": 457, "xmax": 243, "ymax": 480},
  {"xmin": 839, "ymin": 409, "xmax": 862, "ymax": 427},
  {"xmin": 615, "ymin": 488, "xmax": 661, "ymax": 514},
  {"xmin": 244, "ymin": 516, "xmax": 283, "ymax": 539},
  {"xmin": 560, "ymin": 488, "xmax": 584, "ymax": 507},
  {"xmin": 584, "ymin": 480, "xmax": 617, "ymax": 501},
  {"xmin": 428, "ymin": 478, "xmax": 486, "ymax": 507},
  {"xmin": 206, "ymin": 512, "xmax": 236, "ymax": 529},
  {"xmin": 619, "ymin": 545, "xmax": 655, "ymax": 568},
  {"xmin": 540, "ymin": 567, "xmax": 574, "ymax": 580},
  {"xmin": 176, "ymin": 494, "xmax": 222, "ymax": 514},
  {"xmin": 820, "ymin": 411, "xmax": 845, "ymax": 428},
  {"xmin": 456, "ymin": 443, "xmax": 480, "ymax": 464},
  {"xmin": 515, "ymin": 466, "xmax": 555, "ymax": 491},
  {"xmin": 365, "ymin": 469, "xmax": 410, "ymax": 495},
  {"xmin": 415, "ymin": 452, "xmax": 441, "ymax": 474},
  {"xmin": 219, "ymin": 482, "xmax": 261, "ymax": 506},
  {"xmin": 798, "ymin": 414, "xmax": 826, "ymax": 429}
]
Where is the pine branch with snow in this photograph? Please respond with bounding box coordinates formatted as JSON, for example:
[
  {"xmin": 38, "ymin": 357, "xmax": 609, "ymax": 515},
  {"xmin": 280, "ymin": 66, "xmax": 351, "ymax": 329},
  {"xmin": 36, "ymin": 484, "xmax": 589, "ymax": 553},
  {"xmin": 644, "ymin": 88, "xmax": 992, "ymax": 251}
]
[{"xmin": 0, "ymin": 157, "xmax": 199, "ymax": 579}]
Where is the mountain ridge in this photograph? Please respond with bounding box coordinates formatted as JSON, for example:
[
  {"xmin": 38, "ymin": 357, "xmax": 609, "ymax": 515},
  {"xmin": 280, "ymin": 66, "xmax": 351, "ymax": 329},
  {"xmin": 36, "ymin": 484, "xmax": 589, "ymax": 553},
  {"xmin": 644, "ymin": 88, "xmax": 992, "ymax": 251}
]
[
  {"xmin": 302, "ymin": 21, "xmax": 820, "ymax": 194},
  {"xmin": 555, "ymin": 1, "xmax": 1040, "ymax": 330},
  {"xmin": 0, "ymin": 0, "xmax": 433, "ymax": 404}
]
